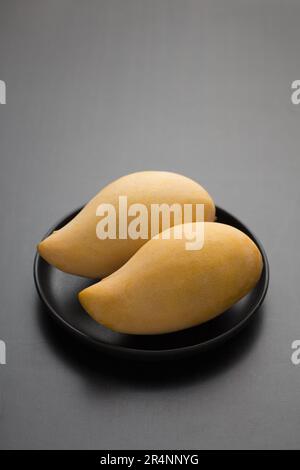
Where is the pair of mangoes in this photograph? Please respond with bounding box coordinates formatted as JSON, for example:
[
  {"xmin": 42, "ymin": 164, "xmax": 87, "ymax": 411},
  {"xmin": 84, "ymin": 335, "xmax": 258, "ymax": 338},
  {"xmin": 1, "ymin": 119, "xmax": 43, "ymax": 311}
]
[{"xmin": 38, "ymin": 171, "xmax": 263, "ymax": 334}]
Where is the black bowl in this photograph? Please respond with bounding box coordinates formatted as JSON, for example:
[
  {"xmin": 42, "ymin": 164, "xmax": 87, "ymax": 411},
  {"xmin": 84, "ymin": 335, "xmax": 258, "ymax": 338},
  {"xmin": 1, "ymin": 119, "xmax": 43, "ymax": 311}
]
[{"xmin": 34, "ymin": 206, "xmax": 269, "ymax": 360}]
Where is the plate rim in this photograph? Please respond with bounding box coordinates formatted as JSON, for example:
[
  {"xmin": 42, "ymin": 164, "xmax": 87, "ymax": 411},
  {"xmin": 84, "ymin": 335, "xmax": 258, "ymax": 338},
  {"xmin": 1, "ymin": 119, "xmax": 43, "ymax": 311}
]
[{"xmin": 34, "ymin": 206, "xmax": 269, "ymax": 356}]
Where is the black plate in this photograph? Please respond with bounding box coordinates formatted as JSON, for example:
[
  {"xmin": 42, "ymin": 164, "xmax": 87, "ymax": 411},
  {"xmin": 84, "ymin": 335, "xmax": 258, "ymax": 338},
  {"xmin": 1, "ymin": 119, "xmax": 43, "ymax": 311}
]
[{"xmin": 34, "ymin": 206, "xmax": 269, "ymax": 360}]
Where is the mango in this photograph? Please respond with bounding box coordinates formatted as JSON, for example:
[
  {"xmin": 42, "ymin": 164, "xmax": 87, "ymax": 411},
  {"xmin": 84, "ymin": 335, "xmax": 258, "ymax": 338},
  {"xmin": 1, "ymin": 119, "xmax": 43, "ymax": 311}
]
[
  {"xmin": 78, "ymin": 222, "xmax": 263, "ymax": 334},
  {"xmin": 38, "ymin": 171, "xmax": 215, "ymax": 278}
]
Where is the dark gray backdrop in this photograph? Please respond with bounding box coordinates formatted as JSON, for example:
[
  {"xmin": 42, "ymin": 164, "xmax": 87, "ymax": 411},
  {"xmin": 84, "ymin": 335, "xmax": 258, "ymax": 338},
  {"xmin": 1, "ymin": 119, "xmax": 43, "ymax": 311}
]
[{"xmin": 0, "ymin": 0, "xmax": 299, "ymax": 450}]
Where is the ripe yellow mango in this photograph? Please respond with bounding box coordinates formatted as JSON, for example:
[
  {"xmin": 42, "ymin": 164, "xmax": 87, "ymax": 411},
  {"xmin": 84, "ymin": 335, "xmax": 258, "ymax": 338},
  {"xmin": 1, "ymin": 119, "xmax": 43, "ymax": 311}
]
[
  {"xmin": 78, "ymin": 223, "xmax": 263, "ymax": 334},
  {"xmin": 38, "ymin": 171, "xmax": 215, "ymax": 278}
]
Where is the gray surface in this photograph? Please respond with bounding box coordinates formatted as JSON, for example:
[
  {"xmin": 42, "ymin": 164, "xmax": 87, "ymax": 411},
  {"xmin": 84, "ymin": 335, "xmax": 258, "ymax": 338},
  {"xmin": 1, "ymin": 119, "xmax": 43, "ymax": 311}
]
[{"xmin": 0, "ymin": 0, "xmax": 299, "ymax": 450}]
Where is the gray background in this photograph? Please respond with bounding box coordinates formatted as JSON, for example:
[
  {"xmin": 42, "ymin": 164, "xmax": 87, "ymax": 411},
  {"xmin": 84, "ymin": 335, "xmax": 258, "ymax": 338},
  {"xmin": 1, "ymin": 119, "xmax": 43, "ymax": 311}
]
[{"xmin": 0, "ymin": 0, "xmax": 299, "ymax": 450}]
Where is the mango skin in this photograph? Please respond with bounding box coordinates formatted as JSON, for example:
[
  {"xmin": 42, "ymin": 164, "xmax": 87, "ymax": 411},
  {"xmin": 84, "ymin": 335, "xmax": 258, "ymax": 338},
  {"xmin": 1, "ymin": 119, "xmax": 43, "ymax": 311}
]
[
  {"xmin": 38, "ymin": 171, "xmax": 215, "ymax": 278},
  {"xmin": 78, "ymin": 222, "xmax": 263, "ymax": 335}
]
